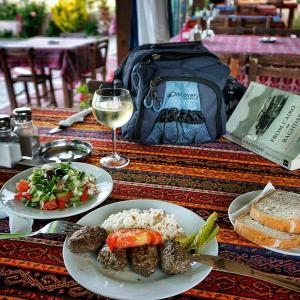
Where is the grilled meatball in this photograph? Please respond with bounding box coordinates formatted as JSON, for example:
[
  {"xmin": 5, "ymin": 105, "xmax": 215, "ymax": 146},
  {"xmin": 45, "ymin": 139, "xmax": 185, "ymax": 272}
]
[
  {"xmin": 129, "ymin": 245, "xmax": 158, "ymax": 277},
  {"xmin": 160, "ymin": 240, "xmax": 191, "ymax": 274},
  {"xmin": 68, "ymin": 226, "xmax": 107, "ymax": 253},
  {"xmin": 97, "ymin": 244, "xmax": 128, "ymax": 271}
]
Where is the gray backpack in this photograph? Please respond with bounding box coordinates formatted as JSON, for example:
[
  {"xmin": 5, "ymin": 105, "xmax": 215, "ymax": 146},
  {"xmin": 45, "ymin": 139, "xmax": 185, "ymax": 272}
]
[{"xmin": 114, "ymin": 42, "xmax": 231, "ymax": 145}]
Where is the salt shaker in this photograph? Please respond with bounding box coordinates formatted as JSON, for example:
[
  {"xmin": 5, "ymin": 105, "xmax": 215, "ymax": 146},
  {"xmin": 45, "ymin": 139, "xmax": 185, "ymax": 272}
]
[
  {"xmin": 0, "ymin": 114, "xmax": 22, "ymax": 168},
  {"xmin": 13, "ymin": 107, "xmax": 40, "ymax": 159}
]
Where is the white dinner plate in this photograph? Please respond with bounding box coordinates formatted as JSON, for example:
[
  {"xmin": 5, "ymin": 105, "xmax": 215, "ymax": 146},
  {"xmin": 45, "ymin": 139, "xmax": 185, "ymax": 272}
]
[
  {"xmin": 63, "ymin": 199, "xmax": 218, "ymax": 300},
  {"xmin": 0, "ymin": 162, "xmax": 113, "ymax": 219},
  {"xmin": 228, "ymin": 190, "xmax": 300, "ymax": 256}
]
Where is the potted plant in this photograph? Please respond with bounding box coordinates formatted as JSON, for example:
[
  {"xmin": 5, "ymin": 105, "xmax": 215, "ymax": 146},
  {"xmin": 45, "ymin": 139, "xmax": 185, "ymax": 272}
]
[
  {"xmin": 17, "ymin": 1, "xmax": 46, "ymax": 37},
  {"xmin": 51, "ymin": 0, "xmax": 88, "ymax": 33},
  {"xmin": 0, "ymin": 2, "xmax": 19, "ymax": 36},
  {"xmin": 76, "ymin": 84, "xmax": 92, "ymax": 110}
]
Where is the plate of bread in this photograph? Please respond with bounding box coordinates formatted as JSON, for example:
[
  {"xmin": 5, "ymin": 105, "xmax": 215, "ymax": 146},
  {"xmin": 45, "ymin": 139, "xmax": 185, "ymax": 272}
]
[{"xmin": 228, "ymin": 189, "xmax": 300, "ymax": 256}]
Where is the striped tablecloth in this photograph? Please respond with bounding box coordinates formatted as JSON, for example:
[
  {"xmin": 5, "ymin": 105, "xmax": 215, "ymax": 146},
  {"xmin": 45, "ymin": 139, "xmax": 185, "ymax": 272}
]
[{"xmin": 0, "ymin": 107, "xmax": 299, "ymax": 300}]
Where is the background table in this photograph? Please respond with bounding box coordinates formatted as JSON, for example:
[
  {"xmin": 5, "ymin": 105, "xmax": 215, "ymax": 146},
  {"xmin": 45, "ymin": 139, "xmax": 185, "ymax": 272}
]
[
  {"xmin": 0, "ymin": 107, "xmax": 299, "ymax": 299},
  {"xmin": 237, "ymin": 0, "xmax": 298, "ymax": 28},
  {"xmin": 2, "ymin": 37, "xmax": 101, "ymax": 108},
  {"xmin": 171, "ymin": 34, "xmax": 300, "ymax": 93}
]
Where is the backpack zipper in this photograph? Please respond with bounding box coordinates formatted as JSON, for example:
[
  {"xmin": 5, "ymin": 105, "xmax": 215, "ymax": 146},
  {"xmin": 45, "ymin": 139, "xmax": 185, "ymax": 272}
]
[
  {"xmin": 127, "ymin": 52, "xmax": 219, "ymax": 90},
  {"xmin": 133, "ymin": 76, "xmax": 223, "ymax": 140}
]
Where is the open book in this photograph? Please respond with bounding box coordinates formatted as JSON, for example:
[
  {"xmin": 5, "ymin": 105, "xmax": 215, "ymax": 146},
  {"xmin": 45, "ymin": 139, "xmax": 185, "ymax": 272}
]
[{"xmin": 226, "ymin": 82, "xmax": 300, "ymax": 171}]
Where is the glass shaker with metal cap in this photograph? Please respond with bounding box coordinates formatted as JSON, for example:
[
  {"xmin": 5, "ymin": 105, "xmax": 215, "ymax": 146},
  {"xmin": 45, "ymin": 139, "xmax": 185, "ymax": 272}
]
[
  {"xmin": 0, "ymin": 114, "xmax": 22, "ymax": 167},
  {"xmin": 13, "ymin": 107, "xmax": 40, "ymax": 159}
]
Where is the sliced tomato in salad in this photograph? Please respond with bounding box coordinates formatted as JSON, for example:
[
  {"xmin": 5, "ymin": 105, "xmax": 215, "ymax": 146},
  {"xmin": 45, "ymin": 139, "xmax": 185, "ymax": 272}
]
[
  {"xmin": 80, "ymin": 186, "xmax": 89, "ymax": 202},
  {"xmin": 56, "ymin": 192, "xmax": 73, "ymax": 209},
  {"xmin": 14, "ymin": 191, "xmax": 32, "ymax": 201},
  {"xmin": 15, "ymin": 192, "xmax": 24, "ymax": 201},
  {"xmin": 106, "ymin": 228, "xmax": 162, "ymax": 251},
  {"xmin": 43, "ymin": 200, "xmax": 58, "ymax": 210},
  {"xmin": 16, "ymin": 180, "xmax": 29, "ymax": 193}
]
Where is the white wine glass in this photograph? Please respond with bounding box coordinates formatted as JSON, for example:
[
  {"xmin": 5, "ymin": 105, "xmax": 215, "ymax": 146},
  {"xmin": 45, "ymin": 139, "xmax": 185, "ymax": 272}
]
[{"xmin": 92, "ymin": 88, "xmax": 133, "ymax": 169}]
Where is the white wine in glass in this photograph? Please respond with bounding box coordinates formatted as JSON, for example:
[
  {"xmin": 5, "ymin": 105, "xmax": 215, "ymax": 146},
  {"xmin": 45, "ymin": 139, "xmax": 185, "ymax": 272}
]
[{"xmin": 92, "ymin": 88, "xmax": 133, "ymax": 169}]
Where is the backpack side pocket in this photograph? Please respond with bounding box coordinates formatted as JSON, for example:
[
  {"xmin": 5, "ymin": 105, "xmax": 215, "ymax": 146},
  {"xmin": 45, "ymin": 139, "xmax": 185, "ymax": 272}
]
[{"xmin": 143, "ymin": 80, "xmax": 214, "ymax": 145}]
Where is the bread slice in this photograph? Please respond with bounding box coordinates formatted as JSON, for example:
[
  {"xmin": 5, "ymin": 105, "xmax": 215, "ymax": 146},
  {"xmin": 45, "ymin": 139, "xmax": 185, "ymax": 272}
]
[
  {"xmin": 250, "ymin": 190, "xmax": 300, "ymax": 233},
  {"xmin": 234, "ymin": 213, "xmax": 300, "ymax": 249}
]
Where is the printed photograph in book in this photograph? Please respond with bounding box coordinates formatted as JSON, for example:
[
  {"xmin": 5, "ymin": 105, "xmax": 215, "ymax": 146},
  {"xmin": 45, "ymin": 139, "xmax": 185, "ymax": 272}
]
[{"xmin": 226, "ymin": 82, "xmax": 300, "ymax": 170}]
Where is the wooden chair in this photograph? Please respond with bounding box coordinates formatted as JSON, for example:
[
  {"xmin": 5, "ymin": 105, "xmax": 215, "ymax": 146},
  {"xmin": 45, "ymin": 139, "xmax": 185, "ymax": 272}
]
[
  {"xmin": 237, "ymin": 3, "xmax": 256, "ymax": 15},
  {"xmin": 213, "ymin": 26, "xmax": 246, "ymax": 34},
  {"xmin": 203, "ymin": 16, "xmax": 244, "ymax": 34},
  {"xmin": 237, "ymin": 16, "xmax": 272, "ymax": 34},
  {"xmin": 210, "ymin": 15, "xmax": 229, "ymax": 28},
  {"xmin": 248, "ymin": 55, "xmax": 300, "ymax": 87},
  {"xmin": 216, "ymin": 53, "xmax": 241, "ymax": 77},
  {"xmin": 81, "ymin": 37, "xmax": 109, "ymax": 82},
  {"xmin": 0, "ymin": 47, "xmax": 57, "ymax": 109}
]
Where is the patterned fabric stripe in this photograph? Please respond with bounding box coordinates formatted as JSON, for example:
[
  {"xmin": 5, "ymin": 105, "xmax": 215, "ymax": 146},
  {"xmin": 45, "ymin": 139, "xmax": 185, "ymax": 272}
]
[
  {"xmin": 184, "ymin": 287, "xmax": 256, "ymax": 300},
  {"xmin": 113, "ymin": 178, "xmax": 300, "ymax": 207},
  {"xmin": 0, "ymin": 292, "xmax": 65, "ymax": 300},
  {"xmin": 197, "ymin": 271, "xmax": 299, "ymax": 299},
  {"xmin": 219, "ymin": 245, "xmax": 300, "ymax": 276},
  {"xmin": 0, "ymin": 240, "xmax": 64, "ymax": 266},
  {"xmin": 0, "ymin": 266, "xmax": 97, "ymax": 299},
  {"xmin": 111, "ymin": 181, "xmax": 234, "ymax": 211},
  {"xmin": 0, "ymin": 265, "xmax": 297, "ymax": 300},
  {"xmin": 217, "ymin": 228, "xmax": 259, "ymax": 248},
  {"xmin": 123, "ymin": 164, "xmax": 300, "ymax": 187},
  {"xmin": 111, "ymin": 170, "xmax": 300, "ymax": 194},
  {"xmin": 0, "ymin": 258, "xmax": 68, "ymax": 275}
]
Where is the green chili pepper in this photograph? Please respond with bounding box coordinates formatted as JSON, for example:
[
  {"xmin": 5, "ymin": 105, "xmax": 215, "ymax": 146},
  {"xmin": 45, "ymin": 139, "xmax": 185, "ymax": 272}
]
[
  {"xmin": 188, "ymin": 212, "xmax": 219, "ymax": 252},
  {"xmin": 176, "ymin": 232, "xmax": 197, "ymax": 248}
]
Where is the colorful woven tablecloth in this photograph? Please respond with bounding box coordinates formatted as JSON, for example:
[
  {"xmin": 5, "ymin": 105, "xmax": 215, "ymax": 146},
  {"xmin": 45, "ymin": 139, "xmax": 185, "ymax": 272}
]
[{"xmin": 0, "ymin": 107, "xmax": 299, "ymax": 300}]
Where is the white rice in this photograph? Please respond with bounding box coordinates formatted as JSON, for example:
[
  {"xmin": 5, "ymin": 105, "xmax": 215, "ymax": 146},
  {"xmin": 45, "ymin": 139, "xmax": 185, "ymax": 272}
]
[{"xmin": 101, "ymin": 208, "xmax": 184, "ymax": 240}]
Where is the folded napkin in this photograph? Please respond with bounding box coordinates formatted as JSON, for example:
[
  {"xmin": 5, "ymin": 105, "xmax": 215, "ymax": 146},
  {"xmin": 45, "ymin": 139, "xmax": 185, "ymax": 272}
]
[
  {"xmin": 230, "ymin": 182, "xmax": 275, "ymax": 224},
  {"xmin": 0, "ymin": 202, "xmax": 33, "ymax": 234}
]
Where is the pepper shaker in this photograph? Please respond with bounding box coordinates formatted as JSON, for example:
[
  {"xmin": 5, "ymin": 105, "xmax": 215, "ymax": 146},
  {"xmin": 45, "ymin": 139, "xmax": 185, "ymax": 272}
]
[{"xmin": 13, "ymin": 107, "xmax": 40, "ymax": 159}]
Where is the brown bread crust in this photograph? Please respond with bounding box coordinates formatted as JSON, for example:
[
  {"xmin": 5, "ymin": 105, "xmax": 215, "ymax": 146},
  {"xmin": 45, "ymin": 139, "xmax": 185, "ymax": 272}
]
[
  {"xmin": 250, "ymin": 201, "xmax": 300, "ymax": 234},
  {"xmin": 234, "ymin": 215, "xmax": 300, "ymax": 249}
]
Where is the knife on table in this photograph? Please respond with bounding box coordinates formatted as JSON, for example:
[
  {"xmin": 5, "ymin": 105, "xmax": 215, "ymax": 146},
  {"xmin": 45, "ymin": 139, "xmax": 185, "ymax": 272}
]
[
  {"xmin": 191, "ymin": 254, "xmax": 300, "ymax": 292},
  {"xmin": 48, "ymin": 107, "xmax": 92, "ymax": 134}
]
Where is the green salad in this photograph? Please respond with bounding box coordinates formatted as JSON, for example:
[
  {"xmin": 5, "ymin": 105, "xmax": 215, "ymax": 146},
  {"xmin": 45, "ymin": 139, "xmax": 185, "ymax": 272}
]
[{"xmin": 15, "ymin": 162, "xmax": 98, "ymax": 210}]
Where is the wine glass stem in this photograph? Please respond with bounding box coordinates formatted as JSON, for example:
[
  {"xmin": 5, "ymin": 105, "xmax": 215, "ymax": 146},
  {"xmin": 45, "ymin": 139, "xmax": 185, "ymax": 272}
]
[
  {"xmin": 207, "ymin": 19, "xmax": 211, "ymax": 31},
  {"xmin": 112, "ymin": 128, "xmax": 117, "ymax": 156}
]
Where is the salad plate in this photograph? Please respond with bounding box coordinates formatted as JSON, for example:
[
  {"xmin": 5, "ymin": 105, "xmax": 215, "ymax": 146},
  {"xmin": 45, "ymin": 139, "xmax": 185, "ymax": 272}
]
[
  {"xmin": 0, "ymin": 162, "xmax": 113, "ymax": 219},
  {"xmin": 228, "ymin": 191, "xmax": 300, "ymax": 256},
  {"xmin": 63, "ymin": 199, "xmax": 218, "ymax": 300}
]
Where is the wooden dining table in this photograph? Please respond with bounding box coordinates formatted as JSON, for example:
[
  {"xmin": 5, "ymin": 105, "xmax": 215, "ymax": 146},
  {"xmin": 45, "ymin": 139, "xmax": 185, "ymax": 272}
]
[
  {"xmin": 2, "ymin": 37, "xmax": 101, "ymax": 108},
  {"xmin": 0, "ymin": 107, "xmax": 299, "ymax": 299}
]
